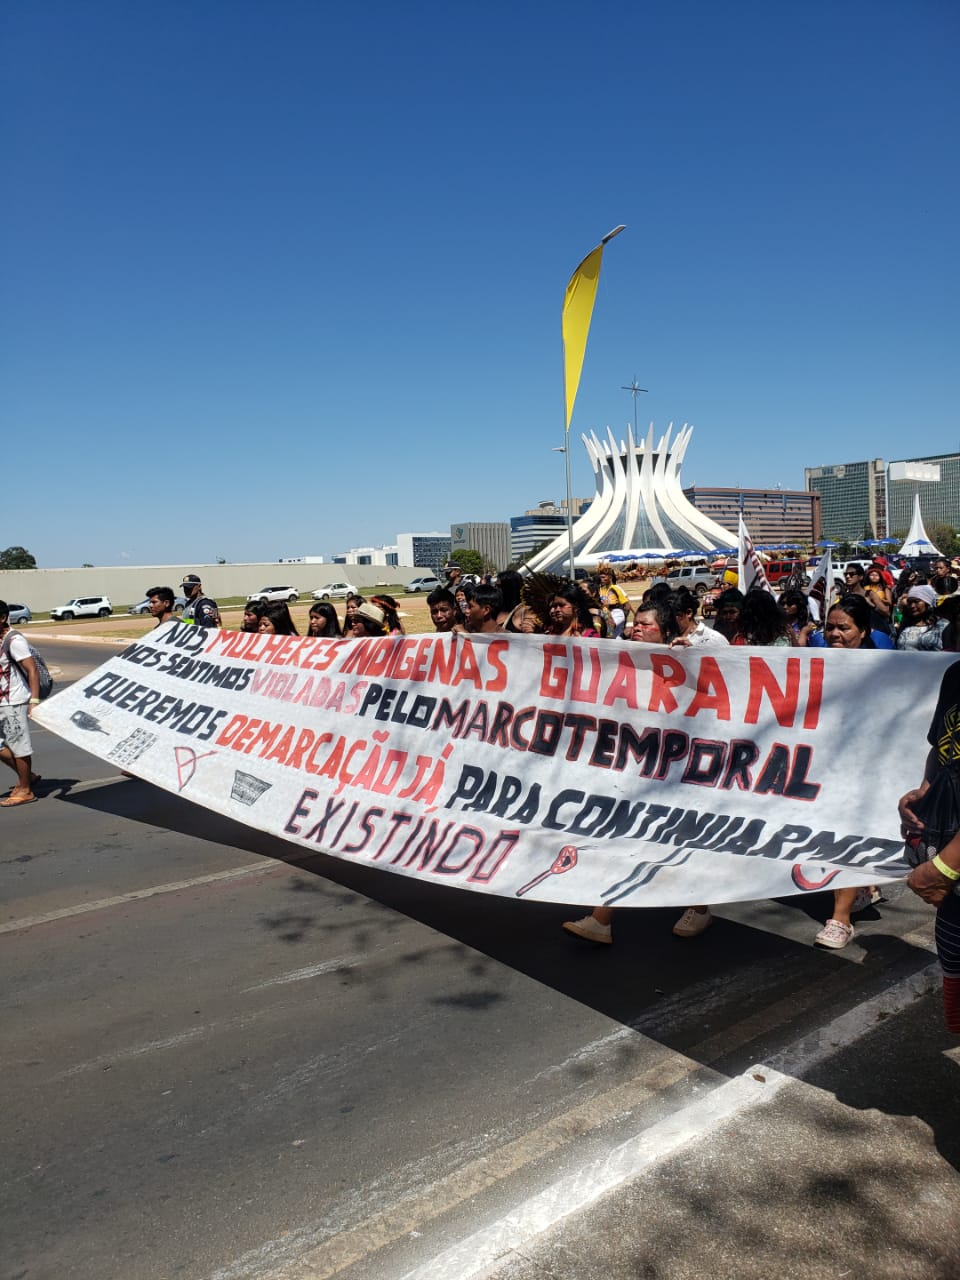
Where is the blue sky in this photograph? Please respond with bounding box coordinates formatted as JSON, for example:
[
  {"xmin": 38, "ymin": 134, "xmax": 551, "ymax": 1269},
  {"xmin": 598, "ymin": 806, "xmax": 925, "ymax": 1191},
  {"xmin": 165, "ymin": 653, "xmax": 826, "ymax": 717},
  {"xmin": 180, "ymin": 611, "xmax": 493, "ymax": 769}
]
[{"xmin": 3, "ymin": 0, "xmax": 957, "ymax": 568}]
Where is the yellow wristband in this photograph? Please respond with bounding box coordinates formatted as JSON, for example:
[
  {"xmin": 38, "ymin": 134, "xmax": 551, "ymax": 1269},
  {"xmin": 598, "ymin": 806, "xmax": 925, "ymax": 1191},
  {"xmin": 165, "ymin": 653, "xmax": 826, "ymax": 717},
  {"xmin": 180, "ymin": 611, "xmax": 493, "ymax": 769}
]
[
  {"xmin": 932, "ymin": 854, "xmax": 960, "ymax": 882},
  {"xmin": 29, "ymin": 697, "xmax": 40, "ymax": 705}
]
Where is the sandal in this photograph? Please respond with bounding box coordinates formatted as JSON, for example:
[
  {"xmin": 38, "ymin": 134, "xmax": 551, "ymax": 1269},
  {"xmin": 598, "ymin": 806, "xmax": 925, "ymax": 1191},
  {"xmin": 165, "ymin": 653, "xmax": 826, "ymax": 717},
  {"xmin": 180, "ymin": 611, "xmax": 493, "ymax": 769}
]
[
  {"xmin": 815, "ymin": 918, "xmax": 854, "ymax": 949},
  {"xmin": 1, "ymin": 789, "xmax": 37, "ymax": 807}
]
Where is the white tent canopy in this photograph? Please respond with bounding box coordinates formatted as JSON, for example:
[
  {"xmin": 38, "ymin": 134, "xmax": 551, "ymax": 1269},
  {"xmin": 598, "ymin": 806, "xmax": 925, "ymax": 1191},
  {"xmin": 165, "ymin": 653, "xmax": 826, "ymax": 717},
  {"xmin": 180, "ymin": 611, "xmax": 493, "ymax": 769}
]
[{"xmin": 899, "ymin": 493, "xmax": 941, "ymax": 557}]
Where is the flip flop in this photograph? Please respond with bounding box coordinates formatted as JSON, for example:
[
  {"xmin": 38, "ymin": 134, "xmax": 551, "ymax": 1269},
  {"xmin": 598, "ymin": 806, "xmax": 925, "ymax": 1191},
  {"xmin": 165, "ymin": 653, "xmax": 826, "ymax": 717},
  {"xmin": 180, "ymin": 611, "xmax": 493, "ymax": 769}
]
[{"xmin": 0, "ymin": 791, "xmax": 37, "ymax": 807}]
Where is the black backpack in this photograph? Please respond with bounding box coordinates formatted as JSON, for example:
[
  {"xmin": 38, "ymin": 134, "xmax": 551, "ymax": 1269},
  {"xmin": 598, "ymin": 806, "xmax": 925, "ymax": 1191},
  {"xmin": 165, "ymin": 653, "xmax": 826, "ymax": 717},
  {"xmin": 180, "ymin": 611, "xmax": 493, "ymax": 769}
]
[{"xmin": 2, "ymin": 631, "xmax": 54, "ymax": 700}]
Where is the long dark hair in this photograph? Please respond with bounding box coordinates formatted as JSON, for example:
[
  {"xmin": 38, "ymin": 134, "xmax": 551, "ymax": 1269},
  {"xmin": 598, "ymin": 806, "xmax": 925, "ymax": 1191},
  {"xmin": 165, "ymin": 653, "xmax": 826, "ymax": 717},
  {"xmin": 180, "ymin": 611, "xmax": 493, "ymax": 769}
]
[
  {"xmin": 497, "ymin": 570, "xmax": 524, "ymax": 613},
  {"xmin": 739, "ymin": 589, "xmax": 792, "ymax": 646},
  {"xmin": 550, "ymin": 583, "xmax": 596, "ymax": 634},
  {"xmin": 828, "ymin": 594, "xmax": 876, "ymax": 648},
  {"xmin": 779, "ymin": 589, "xmax": 810, "ymax": 628},
  {"xmin": 308, "ymin": 601, "xmax": 342, "ymax": 637},
  {"xmin": 260, "ymin": 601, "xmax": 299, "ymax": 635}
]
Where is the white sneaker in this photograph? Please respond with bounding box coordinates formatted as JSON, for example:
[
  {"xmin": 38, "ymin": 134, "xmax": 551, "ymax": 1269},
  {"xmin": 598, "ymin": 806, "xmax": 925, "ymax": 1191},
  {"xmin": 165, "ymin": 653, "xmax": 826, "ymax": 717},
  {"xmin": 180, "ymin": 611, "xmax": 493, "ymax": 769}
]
[
  {"xmin": 562, "ymin": 914, "xmax": 612, "ymax": 944},
  {"xmin": 672, "ymin": 907, "xmax": 713, "ymax": 938}
]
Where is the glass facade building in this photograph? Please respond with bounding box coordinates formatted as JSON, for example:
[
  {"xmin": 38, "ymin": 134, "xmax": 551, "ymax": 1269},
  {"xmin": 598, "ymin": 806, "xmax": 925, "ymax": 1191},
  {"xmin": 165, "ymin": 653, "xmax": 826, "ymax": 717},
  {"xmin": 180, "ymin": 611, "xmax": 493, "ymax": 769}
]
[{"xmin": 805, "ymin": 453, "xmax": 959, "ymax": 541}]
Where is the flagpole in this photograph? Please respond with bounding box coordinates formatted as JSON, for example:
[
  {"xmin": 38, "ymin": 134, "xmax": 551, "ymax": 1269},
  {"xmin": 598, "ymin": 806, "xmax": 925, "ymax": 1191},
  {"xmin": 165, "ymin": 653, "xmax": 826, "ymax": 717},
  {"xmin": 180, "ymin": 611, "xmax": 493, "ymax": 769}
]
[{"xmin": 561, "ymin": 224, "xmax": 626, "ymax": 580}]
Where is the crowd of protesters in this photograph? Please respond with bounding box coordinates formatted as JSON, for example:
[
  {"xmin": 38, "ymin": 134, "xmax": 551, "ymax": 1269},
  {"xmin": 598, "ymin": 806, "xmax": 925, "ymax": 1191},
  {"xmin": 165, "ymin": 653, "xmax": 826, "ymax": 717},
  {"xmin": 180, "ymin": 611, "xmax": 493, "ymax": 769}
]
[{"xmin": 7, "ymin": 553, "xmax": 957, "ymax": 1020}]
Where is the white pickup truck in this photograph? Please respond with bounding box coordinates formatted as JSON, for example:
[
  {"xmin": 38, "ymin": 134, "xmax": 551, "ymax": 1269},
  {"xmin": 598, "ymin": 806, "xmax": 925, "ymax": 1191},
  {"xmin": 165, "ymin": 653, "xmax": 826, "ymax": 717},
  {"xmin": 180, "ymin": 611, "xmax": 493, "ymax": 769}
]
[{"xmin": 663, "ymin": 564, "xmax": 718, "ymax": 595}]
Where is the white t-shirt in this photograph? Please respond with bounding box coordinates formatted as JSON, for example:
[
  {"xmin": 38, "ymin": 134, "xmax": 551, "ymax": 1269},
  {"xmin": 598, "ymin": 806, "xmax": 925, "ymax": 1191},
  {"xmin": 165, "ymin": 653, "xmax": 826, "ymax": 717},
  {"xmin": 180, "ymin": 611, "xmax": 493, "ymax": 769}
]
[
  {"xmin": 687, "ymin": 620, "xmax": 730, "ymax": 647},
  {"xmin": 0, "ymin": 631, "xmax": 32, "ymax": 704}
]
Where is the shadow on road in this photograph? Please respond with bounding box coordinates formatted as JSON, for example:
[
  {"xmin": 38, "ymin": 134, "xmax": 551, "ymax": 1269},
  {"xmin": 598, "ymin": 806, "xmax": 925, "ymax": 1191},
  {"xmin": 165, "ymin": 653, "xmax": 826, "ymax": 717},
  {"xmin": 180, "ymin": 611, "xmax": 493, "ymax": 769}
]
[{"xmin": 59, "ymin": 778, "xmax": 960, "ymax": 1176}]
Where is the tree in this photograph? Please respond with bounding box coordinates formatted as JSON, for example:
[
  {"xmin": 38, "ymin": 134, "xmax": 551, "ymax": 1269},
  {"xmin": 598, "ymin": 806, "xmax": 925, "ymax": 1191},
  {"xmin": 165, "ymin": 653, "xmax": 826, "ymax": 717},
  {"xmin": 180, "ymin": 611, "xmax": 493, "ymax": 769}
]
[
  {"xmin": 0, "ymin": 546, "xmax": 37, "ymax": 570},
  {"xmin": 927, "ymin": 523, "xmax": 960, "ymax": 557},
  {"xmin": 448, "ymin": 549, "xmax": 485, "ymax": 576}
]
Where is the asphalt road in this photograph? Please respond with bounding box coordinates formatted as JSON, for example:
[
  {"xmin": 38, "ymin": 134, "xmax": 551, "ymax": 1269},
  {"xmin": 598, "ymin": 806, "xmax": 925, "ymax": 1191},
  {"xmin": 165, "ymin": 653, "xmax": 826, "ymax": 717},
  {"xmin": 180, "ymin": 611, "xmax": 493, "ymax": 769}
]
[{"xmin": 1, "ymin": 640, "xmax": 949, "ymax": 1280}]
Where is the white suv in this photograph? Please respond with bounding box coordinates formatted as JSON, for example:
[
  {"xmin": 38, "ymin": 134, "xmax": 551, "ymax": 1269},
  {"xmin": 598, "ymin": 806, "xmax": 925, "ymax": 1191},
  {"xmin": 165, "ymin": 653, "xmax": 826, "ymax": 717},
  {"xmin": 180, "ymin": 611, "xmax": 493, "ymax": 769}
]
[
  {"xmin": 247, "ymin": 586, "xmax": 300, "ymax": 604},
  {"xmin": 51, "ymin": 596, "xmax": 113, "ymax": 620}
]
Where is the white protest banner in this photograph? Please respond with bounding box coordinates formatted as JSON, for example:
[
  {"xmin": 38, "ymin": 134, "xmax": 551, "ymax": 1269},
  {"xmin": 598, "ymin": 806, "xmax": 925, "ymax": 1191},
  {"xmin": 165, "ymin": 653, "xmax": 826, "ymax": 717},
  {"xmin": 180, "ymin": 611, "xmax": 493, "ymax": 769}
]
[
  {"xmin": 35, "ymin": 621, "xmax": 948, "ymax": 908},
  {"xmin": 807, "ymin": 547, "xmax": 834, "ymax": 623},
  {"xmin": 737, "ymin": 515, "xmax": 773, "ymax": 595}
]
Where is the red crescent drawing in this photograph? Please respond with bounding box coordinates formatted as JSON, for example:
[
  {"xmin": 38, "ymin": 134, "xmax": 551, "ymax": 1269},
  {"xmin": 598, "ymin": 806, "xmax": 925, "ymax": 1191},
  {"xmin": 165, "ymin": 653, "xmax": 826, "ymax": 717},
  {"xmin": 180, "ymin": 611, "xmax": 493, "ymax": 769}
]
[{"xmin": 791, "ymin": 864, "xmax": 842, "ymax": 891}]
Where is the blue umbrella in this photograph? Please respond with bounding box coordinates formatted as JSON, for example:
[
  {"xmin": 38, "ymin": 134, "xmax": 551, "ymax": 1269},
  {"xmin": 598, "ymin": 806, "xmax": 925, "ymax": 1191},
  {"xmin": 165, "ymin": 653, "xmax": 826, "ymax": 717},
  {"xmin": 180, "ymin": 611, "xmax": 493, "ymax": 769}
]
[{"xmin": 816, "ymin": 540, "xmax": 839, "ymax": 548}]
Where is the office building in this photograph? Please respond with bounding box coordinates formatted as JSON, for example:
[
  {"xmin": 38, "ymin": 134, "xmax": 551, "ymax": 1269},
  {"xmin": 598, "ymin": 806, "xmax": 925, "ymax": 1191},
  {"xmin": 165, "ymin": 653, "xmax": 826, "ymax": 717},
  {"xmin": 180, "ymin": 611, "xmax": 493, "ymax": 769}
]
[
  {"xmin": 805, "ymin": 452, "xmax": 959, "ymax": 541},
  {"xmin": 450, "ymin": 521, "xmax": 511, "ymax": 570},
  {"xmin": 684, "ymin": 486, "xmax": 821, "ymax": 547},
  {"xmin": 804, "ymin": 459, "xmax": 886, "ymax": 541},
  {"xmin": 886, "ymin": 454, "xmax": 960, "ymax": 538},
  {"xmin": 395, "ymin": 532, "xmax": 452, "ymax": 575},
  {"xmin": 510, "ymin": 501, "xmax": 590, "ymax": 563}
]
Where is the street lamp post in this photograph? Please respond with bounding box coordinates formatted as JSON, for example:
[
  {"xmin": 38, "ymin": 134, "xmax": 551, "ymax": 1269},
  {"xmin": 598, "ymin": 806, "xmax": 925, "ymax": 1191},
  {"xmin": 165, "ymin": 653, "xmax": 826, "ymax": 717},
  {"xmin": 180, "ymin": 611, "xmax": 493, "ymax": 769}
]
[{"xmin": 551, "ymin": 445, "xmax": 575, "ymax": 577}]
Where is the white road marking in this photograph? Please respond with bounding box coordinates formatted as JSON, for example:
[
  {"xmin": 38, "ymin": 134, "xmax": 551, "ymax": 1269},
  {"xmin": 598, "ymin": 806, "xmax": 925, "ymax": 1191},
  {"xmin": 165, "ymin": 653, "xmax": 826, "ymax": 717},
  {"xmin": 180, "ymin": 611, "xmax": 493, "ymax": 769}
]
[
  {"xmin": 241, "ymin": 941, "xmax": 407, "ymax": 991},
  {"xmin": 209, "ymin": 953, "xmax": 941, "ymax": 1280},
  {"xmin": 0, "ymin": 860, "xmax": 275, "ymax": 934},
  {"xmin": 404, "ymin": 1068, "xmax": 791, "ymax": 1280},
  {"xmin": 399, "ymin": 962, "xmax": 942, "ymax": 1280}
]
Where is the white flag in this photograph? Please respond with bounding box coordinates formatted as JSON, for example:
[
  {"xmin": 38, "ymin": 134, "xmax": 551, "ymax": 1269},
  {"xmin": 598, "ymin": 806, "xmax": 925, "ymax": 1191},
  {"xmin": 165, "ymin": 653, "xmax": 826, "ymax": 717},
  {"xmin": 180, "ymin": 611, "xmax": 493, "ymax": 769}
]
[
  {"xmin": 737, "ymin": 516, "xmax": 773, "ymax": 595},
  {"xmin": 806, "ymin": 547, "xmax": 834, "ymax": 623}
]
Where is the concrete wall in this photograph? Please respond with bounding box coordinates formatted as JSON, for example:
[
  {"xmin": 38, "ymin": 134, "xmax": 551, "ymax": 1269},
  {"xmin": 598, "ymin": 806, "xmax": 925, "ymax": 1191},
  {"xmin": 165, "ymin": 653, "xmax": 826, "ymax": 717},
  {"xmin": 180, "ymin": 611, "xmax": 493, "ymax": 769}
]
[{"xmin": 0, "ymin": 561, "xmax": 418, "ymax": 614}]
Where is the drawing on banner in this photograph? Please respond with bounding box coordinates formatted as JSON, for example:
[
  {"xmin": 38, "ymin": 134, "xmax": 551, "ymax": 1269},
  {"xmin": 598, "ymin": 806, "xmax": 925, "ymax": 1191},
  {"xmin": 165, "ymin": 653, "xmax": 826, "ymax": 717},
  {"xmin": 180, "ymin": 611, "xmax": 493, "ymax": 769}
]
[
  {"xmin": 791, "ymin": 864, "xmax": 842, "ymax": 891},
  {"xmin": 175, "ymin": 746, "xmax": 217, "ymax": 791},
  {"xmin": 516, "ymin": 846, "xmax": 579, "ymax": 897},
  {"xmin": 70, "ymin": 710, "xmax": 109, "ymax": 734},
  {"xmin": 231, "ymin": 770, "xmax": 272, "ymax": 806},
  {"xmin": 108, "ymin": 728, "xmax": 159, "ymax": 766}
]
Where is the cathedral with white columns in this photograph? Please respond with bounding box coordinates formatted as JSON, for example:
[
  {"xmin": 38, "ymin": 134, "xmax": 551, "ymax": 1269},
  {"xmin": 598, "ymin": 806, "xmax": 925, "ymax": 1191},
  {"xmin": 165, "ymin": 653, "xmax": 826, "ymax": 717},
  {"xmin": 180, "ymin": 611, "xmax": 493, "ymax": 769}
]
[{"xmin": 526, "ymin": 423, "xmax": 737, "ymax": 573}]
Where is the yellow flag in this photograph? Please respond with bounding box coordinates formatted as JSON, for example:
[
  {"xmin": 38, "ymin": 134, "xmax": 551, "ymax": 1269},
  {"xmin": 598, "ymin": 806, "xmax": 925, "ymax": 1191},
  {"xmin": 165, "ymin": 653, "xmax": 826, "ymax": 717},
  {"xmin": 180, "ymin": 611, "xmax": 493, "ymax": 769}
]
[{"xmin": 562, "ymin": 225, "xmax": 625, "ymax": 432}]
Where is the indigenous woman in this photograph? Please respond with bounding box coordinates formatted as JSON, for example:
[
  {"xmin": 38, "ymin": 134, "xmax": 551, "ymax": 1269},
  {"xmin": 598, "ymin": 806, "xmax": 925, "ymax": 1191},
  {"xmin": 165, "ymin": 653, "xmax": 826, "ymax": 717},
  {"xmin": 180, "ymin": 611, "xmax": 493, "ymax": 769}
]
[
  {"xmin": 257, "ymin": 602, "xmax": 299, "ymax": 636},
  {"xmin": 813, "ymin": 596, "xmax": 880, "ymax": 949},
  {"xmin": 307, "ymin": 601, "xmax": 342, "ymax": 638},
  {"xmin": 547, "ymin": 584, "xmax": 599, "ymax": 638}
]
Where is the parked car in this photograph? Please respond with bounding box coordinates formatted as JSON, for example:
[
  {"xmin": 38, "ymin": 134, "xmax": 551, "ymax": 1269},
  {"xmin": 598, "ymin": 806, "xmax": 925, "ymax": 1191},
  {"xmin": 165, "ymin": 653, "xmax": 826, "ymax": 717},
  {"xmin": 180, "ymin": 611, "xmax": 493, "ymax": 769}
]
[
  {"xmin": 663, "ymin": 564, "xmax": 718, "ymax": 595},
  {"xmin": 7, "ymin": 603, "xmax": 31, "ymax": 624},
  {"xmin": 50, "ymin": 596, "xmax": 112, "ymax": 620},
  {"xmin": 764, "ymin": 559, "xmax": 810, "ymax": 587},
  {"xmin": 247, "ymin": 585, "xmax": 300, "ymax": 604},
  {"xmin": 128, "ymin": 595, "xmax": 187, "ymax": 615},
  {"xmin": 312, "ymin": 582, "xmax": 358, "ymax": 600},
  {"xmin": 405, "ymin": 574, "xmax": 442, "ymax": 594}
]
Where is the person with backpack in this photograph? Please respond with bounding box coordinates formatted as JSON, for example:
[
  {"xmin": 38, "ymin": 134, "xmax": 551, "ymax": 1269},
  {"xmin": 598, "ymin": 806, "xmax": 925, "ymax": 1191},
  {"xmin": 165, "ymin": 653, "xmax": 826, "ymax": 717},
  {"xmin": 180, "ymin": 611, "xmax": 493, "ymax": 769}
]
[{"xmin": 0, "ymin": 599, "xmax": 41, "ymax": 807}]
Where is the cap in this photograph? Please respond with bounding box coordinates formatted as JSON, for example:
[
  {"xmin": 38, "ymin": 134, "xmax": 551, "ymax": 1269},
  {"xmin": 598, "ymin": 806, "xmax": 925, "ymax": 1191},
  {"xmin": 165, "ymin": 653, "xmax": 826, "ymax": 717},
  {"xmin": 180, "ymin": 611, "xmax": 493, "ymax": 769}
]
[
  {"xmin": 180, "ymin": 574, "xmax": 202, "ymax": 587},
  {"xmin": 906, "ymin": 585, "xmax": 937, "ymax": 608}
]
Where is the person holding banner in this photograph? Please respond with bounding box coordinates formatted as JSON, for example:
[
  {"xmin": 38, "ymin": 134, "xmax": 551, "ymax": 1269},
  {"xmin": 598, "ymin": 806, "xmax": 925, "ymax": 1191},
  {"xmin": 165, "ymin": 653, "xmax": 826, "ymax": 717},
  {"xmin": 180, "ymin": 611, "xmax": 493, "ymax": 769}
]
[
  {"xmin": 349, "ymin": 603, "xmax": 387, "ymax": 637},
  {"xmin": 738, "ymin": 590, "xmax": 793, "ymax": 647},
  {"xmin": 547, "ymin": 584, "xmax": 599, "ymax": 638},
  {"xmin": 307, "ymin": 602, "xmax": 342, "ymax": 638},
  {"xmin": 813, "ymin": 597, "xmax": 882, "ymax": 948},
  {"xmin": 668, "ymin": 589, "xmax": 729, "ymax": 649},
  {"xmin": 0, "ymin": 599, "xmax": 41, "ymax": 807},
  {"xmin": 241, "ymin": 601, "xmax": 264, "ymax": 632},
  {"xmin": 712, "ymin": 589, "xmax": 745, "ymax": 643},
  {"xmin": 257, "ymin": 602, "xmax": 299, "ymax": 636},
  {"xmin": 563, "ymin": 598, "xmax": 713, "ymax": 945},
  {"xmin": 902, "ymin": 660, "xmax": 960, "ymax": 1032},
  {"xmin": 427, "ymin": 587, "xmax": 459, "ymax": 634}
]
